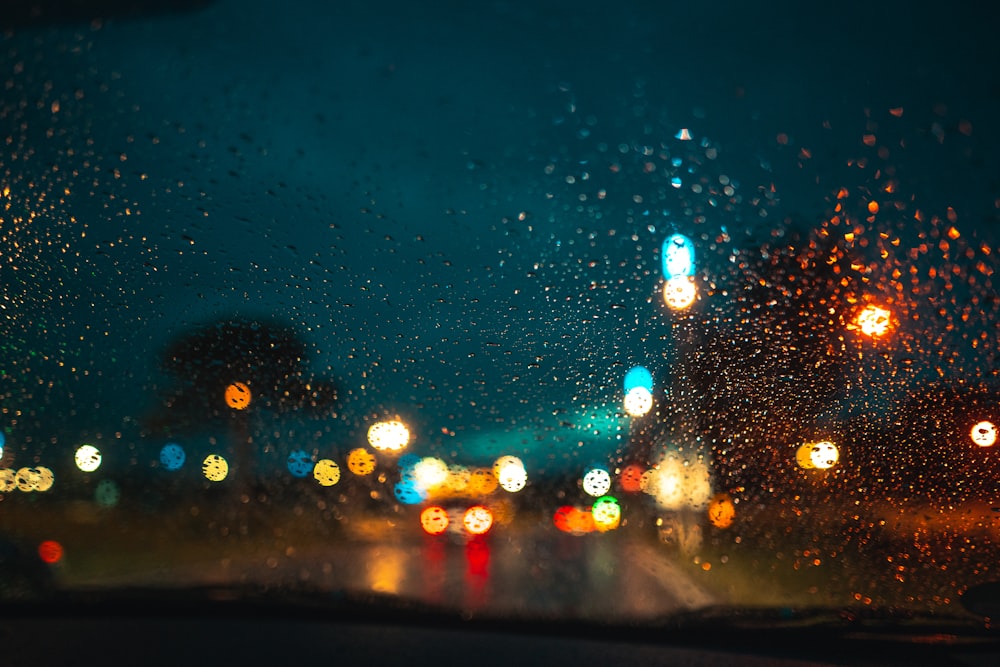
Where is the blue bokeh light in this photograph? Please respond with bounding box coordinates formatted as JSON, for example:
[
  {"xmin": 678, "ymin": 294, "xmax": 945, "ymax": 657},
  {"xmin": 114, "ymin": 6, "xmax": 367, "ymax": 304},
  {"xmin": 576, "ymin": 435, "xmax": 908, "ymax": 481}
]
[
  {"xmin": 393, "ymin": 478, "xmax": 427, "ymax": 505},
  {"xmin": 662, "ymin": 233, "xmax": 695, "ymax": 279},
  {"xmin": 286, "ymin": 449, "xmax": 315, "ymax": 478},
  {"xmin": 623, "ymin": 366, "xmax": 654, "ymax": 393},
  {"xmin": 159, "ymin": 443, "xmax": 186, "ymax": 471}
]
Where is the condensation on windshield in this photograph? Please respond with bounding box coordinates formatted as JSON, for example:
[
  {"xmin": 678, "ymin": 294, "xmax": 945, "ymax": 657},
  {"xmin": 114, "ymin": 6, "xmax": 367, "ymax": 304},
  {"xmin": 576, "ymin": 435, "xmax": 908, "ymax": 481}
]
[{"xmin": 1, "ymin": 1, "xmax": 999, "ymax": 622}]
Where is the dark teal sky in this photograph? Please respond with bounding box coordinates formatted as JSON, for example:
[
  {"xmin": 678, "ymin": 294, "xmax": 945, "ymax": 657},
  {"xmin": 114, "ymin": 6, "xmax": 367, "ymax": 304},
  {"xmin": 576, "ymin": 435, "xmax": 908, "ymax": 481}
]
[{"xmin": 2, "ymin": 0, "xmax": 998, "ymax": 471}]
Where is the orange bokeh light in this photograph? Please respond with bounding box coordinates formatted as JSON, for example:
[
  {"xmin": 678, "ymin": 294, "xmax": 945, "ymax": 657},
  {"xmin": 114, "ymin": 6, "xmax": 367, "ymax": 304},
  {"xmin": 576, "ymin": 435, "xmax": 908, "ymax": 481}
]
[
  {"xmin": 420, "ymin": 506, "xmax": 450, "ymax": 535},
  {"xmin": 619, "ymin": 464, "xmax": 645, "ymax": 493},
  {"xmin": 856, "ymin": 305, "xmax": 891, "ymax": 337},
  {"xmin": 707, "ymin": 493, "xmax": 736, "ymax": 529},
  {"xmin": 224, "ymin": 382, "xmax": 252, "ymax": 410},
  {"xmin": 553, "ymin": 506, "xmax": 596, "ymax": 534}
]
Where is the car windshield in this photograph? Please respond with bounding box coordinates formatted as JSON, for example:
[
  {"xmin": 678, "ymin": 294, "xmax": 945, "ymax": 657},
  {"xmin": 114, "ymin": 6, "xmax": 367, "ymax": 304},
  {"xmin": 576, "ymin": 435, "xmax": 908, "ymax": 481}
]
[{"xmin": 3, "ymin": 0, "xmax": 1000, "ymax": 632}]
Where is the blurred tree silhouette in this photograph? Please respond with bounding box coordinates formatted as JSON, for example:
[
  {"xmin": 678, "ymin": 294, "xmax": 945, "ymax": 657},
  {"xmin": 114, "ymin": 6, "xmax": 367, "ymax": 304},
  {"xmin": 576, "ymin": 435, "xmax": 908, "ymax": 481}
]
[
  {"xmin": 143, "ymin": 316, "xmax": 338, "ymax": 493},
  {"xmin": 150, "ymin": 316, "xmax": 337, "ymax": 428}
]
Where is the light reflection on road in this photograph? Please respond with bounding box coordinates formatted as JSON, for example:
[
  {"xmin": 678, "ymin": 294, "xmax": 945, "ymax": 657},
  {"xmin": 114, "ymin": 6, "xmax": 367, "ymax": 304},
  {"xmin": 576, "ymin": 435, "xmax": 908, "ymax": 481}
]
[{"xmin": 73, "ymin": 522, "xmax": 715, "ymax": 620}]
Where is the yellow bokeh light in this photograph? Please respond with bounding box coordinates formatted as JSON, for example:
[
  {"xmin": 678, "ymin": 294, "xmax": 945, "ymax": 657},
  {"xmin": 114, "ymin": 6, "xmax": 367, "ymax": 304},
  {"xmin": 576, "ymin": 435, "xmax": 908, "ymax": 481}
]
[
  {"xmin": 313, "ymin": 458, "xmax": 342, "ymax": 486},
  {"xmin": 347, "ymin": 448, "xmax": 377, "ymax": 476},
  {"xmin": 367, "ymin": 420, "xmax": 410, "ymax": 453},
  {"xmin": 202, "ymin": 454, "xmax": 229, "ymax": 482},
  {"xmin": 623, "ymin": 386, "xmax": 653, "ymax": 417},
  {"xmin": 467, "ymin": 468, "xmax": 499, "ymax": 495},
  {"xmin": 74, "ymin": 444, "xmax": 102, "ymax": 472},
  {"xmin": 971, "ymin": 421, "xmax": 997, "ymax": 447},
  {"xmin": 34, "ymin": 466, "xmax": 54, "ymax": 492},
  {"xmin": 663, "ymin": 275, "xmax": 697, "ymax": 310},
  {"xmin": 446, "ymin": 465, "xmax": 471, "ymax": 493},
  {"xmin": 0, "ymin": 469, "xmax": 15, "ymax": 493},
  {"xmin": 856, "ymin": 305, "xmax": 891, "ymax": 337},
  {"xmin": 15, "ymin": 467, "xmax": 40, "ymax": 492}
]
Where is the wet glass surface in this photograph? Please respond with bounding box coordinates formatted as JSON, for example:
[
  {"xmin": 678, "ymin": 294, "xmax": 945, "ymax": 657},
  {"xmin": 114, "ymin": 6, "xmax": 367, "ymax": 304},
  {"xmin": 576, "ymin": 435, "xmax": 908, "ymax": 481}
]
[{"xmin": 2, "ymin": 0, "xmax": 1000, "ymax": 631}]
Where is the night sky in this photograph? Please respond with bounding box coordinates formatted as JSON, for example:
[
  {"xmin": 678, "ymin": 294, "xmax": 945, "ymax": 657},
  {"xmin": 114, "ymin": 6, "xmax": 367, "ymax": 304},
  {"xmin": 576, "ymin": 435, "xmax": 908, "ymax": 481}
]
[{"xmin": 2, "ymin": 0, "xmax": 998, "ymax": 476}]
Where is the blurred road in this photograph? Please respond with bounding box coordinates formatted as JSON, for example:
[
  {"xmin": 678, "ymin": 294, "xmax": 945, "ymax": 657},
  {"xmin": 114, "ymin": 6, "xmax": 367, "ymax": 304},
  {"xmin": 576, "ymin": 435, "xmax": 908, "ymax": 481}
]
[{"xmin": 63, "ymin": 513, "xmax": 715, "ymax": 619}]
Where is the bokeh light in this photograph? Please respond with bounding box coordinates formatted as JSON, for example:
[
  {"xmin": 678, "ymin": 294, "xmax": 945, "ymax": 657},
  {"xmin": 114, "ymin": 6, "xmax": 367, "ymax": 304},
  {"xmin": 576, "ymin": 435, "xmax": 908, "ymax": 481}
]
[
  {"xmin": 619, "ymin": 464, "xmax": 645, "ymax": 493},
  {"xmin": 313, "ymin": 459, "xmax": 341, "ymax": 486},
  {"xmin": 661, "ymin": 233, "xmax": 696, "ymax": 278},
  {"xmin": 34, "ymin": 466, "xmax": 54, "ymax": 492},
  {"xmin": 0, "ymin": 469, "xmax": 15, "ymax": 492},
  {"xmin": 707, "ymin": 493, "xmax": 736, "ymax": 529},
  {"xmin": 591, "ymin": 496, "xmax": 622, "ymax": 532},
  {"xmin": 367, "ymin": 420, "xmax": 410, "ymax": 453},
  {"xmin": 582, "ymin": 466, "xmax": 612, "ymax": 497},
  {"xmin": 5, "ymin": 467, "xmax": 56, "ymax": 493},
  {"xmin": 95, "ymin": 479, "xmax": 120, "ymax": 507},
  {"xmin": 15, "ymin": 467, "xmax": 41, "ymax": 492},
  {"xmin": 347, "ymin": 448, "xmax": 377, "ymax": 476},
  {"xmin": 463, "ymin": 505, "xmax": 494, "ymax": 535},
  {"xmin": 467, "ymin": 468, "xmax": 498, "ymax": 495},
  {"xmin": 641, "ymin": 454, "xmax": 712, "ymax": 510},
  {"xmin": 662, "ymin": 275, "xmax": 697, "ymax": 310},
  {"xmin": 397, "ymin": 453, "xmax": 420, "ymax": 470},
  {"xmin": 37, "ymin": 540, "xmax": 64, "ymax": 564},
  {"xmin": 856, "ymin": 305, "xmax": 891, "ymax": 337},
  {"xmin": 796, "ymin": 441, "xmax": 839, "ymax": 470},
  {"xmin": 444, "ymin": 465, "xmax": 471, "ymax": 494},
  {"xmin": 393, "ymin": 478, "xmax": 427, "ymax": 504},
  {"xmin": 202, "ymin": 454, "xmax": 229, "ymax": 482},
  {"xmin": 413, "ymin": 456, "xmax": 449, "ymax": 490},
  {"xmin": 495, "ymin": 456, "xmax": 527, "ymax": 493},
  {"xmin": 971, "ymin": 421, "xmax": 997, "ymax": 447},
  {"xmin": 492, "ymin": 455, "xmax": 524, "ymax": 478},
  {"xmin": 623, "ymin": 386, "xmax": 653, "ymax": 417},
  {"xmin": 159, "ymin": 443, "xmax": 186, "ymax": 471},
  {"xmin": 553, "ymin": 506, "xmax": 595, "ymax": 535},
  {"xmin": 286, "ymin": 449, "xmax": 315, "ymax": 478},
  {"xmin": 623, "ymin": 366, "xmax": 654, "ymax": 393},
  {"xmin": 420, "ymin": 506, "xmax": 450, "ymax": 535},
  {"xmin": 74, "ymin": 444, "xmax": 102, "ymax": 472},
  {"xmin": 224, "ymin": 381, "xmax": 252, "ymax": 410}
]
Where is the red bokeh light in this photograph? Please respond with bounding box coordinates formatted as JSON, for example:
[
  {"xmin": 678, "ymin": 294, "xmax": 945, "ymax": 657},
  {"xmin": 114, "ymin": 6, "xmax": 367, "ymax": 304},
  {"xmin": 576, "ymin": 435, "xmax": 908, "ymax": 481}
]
[{"xmin": 38, "ymin": 540, "xmax": 64, "ymax": 564}]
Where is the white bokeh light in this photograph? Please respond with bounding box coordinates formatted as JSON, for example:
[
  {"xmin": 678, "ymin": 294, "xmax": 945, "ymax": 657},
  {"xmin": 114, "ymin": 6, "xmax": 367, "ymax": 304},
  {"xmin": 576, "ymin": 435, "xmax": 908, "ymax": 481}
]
[
  {"xmin": 971, "ymin": 421, "xmax": 997, "ymax": 447},
  {"xmin": 623, "ymin": 386, "xmax": 653, "ymax": 417},
  {"xmin": 74, "ymin": 445, "xmax": 102, "ymax": 472},
  {"xmin": 413, "ymin": 456, "xmax": 449, "ymax": 489},
  {"xmin": 582, "ymin": 467, "xmax": 612, "ymax": 497},
  {"xmin": 367, "ymin": 420, "xmax": 410, "ymax": 453}
]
